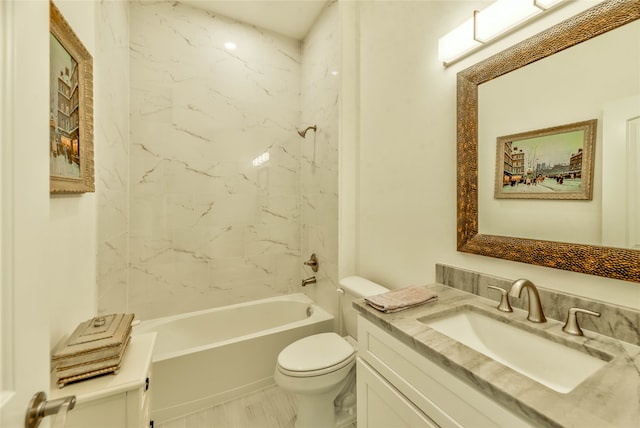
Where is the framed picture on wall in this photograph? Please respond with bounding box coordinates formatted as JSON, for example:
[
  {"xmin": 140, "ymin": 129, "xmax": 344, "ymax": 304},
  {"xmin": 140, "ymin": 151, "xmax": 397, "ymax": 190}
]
[
  {"xmin": 49, "ymin": 1, "xmax": 94, "ymax": 193},
  {"xmin": 494, "ymin": 120, "xmax": 596, "ymax": 200}
]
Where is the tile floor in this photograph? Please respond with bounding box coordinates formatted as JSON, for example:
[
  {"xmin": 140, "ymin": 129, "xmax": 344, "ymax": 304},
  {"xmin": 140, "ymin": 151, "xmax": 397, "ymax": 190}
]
[{"xmin": 156, "ymin": 385, "xmax": 297, "ymax": 428}]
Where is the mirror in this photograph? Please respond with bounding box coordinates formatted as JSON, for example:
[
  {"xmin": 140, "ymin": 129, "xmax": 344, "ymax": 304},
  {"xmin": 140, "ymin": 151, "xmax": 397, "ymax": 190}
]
[
  {"xmin": 479, "ymin": 18, "xmax": 637, "ymax": 246},
  {"xmin": 457, "ymin": 0, "xmax": 640, "ymax": 283}
]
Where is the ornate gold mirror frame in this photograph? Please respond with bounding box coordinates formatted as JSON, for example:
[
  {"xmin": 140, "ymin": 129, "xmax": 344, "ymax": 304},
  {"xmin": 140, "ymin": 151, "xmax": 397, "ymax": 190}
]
[{"xmin": 457, "ymin": 0, "xmax": 640, "ymax": 283}]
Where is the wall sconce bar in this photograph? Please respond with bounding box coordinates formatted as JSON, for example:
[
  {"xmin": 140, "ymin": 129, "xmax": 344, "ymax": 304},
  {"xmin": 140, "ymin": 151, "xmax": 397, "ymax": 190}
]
[{"xmin": 439, "ymin": 0, "xmax": 565, "ymax": 67}]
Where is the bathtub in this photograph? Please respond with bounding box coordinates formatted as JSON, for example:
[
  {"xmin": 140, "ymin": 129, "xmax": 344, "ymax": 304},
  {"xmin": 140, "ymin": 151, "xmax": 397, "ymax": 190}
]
[{"xmin": 134, "ymin": 293, "xmax": 334, "ymax": 423}]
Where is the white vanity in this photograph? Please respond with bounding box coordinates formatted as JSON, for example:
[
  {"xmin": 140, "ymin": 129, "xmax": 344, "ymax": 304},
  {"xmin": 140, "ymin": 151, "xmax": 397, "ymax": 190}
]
[
  {"xmin": 357, "ymin": 316, "xmax": 531, "ymax": 427},
  {"xmin": 355, "ymin": 283, "xmax": 640, "ymax": 427},
  {"xmin": 49, "ymin": 333, "xmax": 156, "ymax": 428}
]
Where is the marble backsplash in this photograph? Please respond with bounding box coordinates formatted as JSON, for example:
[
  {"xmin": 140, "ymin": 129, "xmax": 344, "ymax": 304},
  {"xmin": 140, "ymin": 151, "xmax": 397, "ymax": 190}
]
[{"xmin": 436, "ymin": 264, "xmax": 640, "ymax": 346}]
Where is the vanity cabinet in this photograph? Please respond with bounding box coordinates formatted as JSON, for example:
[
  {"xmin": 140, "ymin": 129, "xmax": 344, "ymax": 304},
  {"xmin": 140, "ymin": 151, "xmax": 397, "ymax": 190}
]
[
  {"xmin": 49, "ymin": 333, "xmax": 156, "ymax": 428},
  {"xmin": 357, "ymin": 358, "xmax": 438, "ymax": 427},
  {"xmin": 357, "ymin": 316, "xmax": 533, "ymax": 428}
]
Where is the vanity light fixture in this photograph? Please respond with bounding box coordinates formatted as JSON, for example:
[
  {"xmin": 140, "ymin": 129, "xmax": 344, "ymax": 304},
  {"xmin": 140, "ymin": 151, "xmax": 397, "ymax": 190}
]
[{"xmin": 438, "ymin": 0, "xmax": 565, "ymax": 66}]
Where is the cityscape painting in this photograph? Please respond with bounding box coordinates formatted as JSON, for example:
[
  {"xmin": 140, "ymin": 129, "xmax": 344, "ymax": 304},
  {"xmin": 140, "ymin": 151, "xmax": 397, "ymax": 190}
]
[
  {"xmin": 494, "ymin": 120, "xmax": 597, "ymax": 200},
  {"xmin": 50, "ymin": 33, "xmax": 80, "ymax": 179},
  {"xmin": 50, "ymin": 1, "xmax": 94, "ymax": 193}
]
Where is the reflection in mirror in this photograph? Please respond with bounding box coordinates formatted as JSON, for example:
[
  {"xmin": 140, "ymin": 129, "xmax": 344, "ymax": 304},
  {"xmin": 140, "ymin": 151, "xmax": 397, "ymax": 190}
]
[
  {"xmin": 478, "ymin": 19, "xmax": 639, "ymax": 248},
  {"xmin": 602, "ymin": 95, "xmax": 640, "ymax": 250},
  {"xmin": 457, "ymin": 0, "xmax": 640, "ymax": 282}
]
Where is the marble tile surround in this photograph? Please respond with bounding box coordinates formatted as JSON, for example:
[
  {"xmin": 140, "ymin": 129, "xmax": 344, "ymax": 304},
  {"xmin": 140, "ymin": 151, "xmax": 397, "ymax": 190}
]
[
  {"xmin": 129, "ymin": 1, "xmax": 305, "ymax": 319},
  {"xmin": 299, "ymin": 2, "xmax": 340, "ymax": 320},
  {"xmin": 436, "ymin": 264, "xmax": 640, "ymax": 346},
  {"xmin": 96, "ymin": 0, "xmax": 130, "ymax": 315},
  {"xmin": 94, "ymin": 1, "xmax": 340, "ymax": 320}
]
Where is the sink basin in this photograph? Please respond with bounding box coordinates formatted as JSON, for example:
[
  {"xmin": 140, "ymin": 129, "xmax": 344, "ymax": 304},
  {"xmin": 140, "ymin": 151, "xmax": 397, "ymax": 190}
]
[{"xmin": 419, "ymin": 307, "xmax": 610, "ymax": 393}]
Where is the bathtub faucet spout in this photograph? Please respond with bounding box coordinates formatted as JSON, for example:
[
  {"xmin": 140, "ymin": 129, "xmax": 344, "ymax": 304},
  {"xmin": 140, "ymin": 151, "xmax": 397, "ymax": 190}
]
[{"xmin": 301, "ymin": 276, "xmax": 316, "ymax": 287}]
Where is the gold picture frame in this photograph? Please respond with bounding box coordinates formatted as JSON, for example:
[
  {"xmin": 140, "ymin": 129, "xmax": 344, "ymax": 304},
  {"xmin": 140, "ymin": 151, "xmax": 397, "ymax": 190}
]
[
  {"xmin": 494, "ymin": 120, "xmax": 596, "ymax": 200},
  {"xmin": 49, "ymin": 1, "xmax": 94, "ymax": 193}
]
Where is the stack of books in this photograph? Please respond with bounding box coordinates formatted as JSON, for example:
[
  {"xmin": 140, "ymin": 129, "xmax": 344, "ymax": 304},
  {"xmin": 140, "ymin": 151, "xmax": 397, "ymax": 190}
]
[{"xmin": 51, "ymin": 313, "xmax": 135, "ymax": 388}]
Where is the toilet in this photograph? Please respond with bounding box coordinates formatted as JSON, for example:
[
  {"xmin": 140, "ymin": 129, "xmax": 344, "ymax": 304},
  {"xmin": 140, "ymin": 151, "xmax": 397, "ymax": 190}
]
[{"xmin": 274, "ymin": 276, "xmax": 388, "ymax": 428}]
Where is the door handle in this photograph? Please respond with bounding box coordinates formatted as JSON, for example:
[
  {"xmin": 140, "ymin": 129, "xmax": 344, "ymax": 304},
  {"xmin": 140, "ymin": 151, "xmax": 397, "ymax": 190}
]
[{"xmin": 25, "ymin": 391, "xmax": 76, "ymax": 428}]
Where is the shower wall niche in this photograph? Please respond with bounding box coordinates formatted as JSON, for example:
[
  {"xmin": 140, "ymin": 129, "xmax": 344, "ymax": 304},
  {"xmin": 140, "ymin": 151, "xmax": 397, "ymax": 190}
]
[{"xmin": 129, "ymin": 2, "xmax": 303, "ymax": 319}]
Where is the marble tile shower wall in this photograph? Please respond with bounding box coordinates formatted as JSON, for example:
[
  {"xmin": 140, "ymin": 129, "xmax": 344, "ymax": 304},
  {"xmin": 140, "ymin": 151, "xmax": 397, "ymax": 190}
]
[
  {"xmin": 129, "ymin": 2, "xmax": 303, "ymax": 319},
  {"xmin": 300, "ymin": 3, "xmax": 340, "ymax": 316},
  {"xmin": 96, "ymin": 0, "xmax": 130, "ymax": 315}
]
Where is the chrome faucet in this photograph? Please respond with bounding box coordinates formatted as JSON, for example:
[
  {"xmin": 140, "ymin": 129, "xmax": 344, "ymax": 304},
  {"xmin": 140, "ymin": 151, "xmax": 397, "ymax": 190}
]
[
  {"xmin": 508, "ymin": 279, "xmax": 547, "ymax": 323},
  {"xmin": 301, "ymin": 276, "xmax": 316, "ymax": 287}
]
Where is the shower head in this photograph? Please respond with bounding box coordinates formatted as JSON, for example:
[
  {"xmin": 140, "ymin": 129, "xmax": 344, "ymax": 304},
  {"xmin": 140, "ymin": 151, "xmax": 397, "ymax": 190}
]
[{"xmin": 297, "ymin": 125, "xmax": 317, "ymax": 138}]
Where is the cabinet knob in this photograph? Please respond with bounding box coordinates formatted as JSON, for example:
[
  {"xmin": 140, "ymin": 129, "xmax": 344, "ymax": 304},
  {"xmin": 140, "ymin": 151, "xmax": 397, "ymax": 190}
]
[{"xmin": 145, "ymin": 377, "xmax": 150, "ymax": 392}]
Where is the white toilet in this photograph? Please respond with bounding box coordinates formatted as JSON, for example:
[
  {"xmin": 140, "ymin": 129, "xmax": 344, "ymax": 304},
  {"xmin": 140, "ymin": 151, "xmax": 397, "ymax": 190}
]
[{"xmin": 274, "ymin": 276, "xmax": 388, "ymax": 428}]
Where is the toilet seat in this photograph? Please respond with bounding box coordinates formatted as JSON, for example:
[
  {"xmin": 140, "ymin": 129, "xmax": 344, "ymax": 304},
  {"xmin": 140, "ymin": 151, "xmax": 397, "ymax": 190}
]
[
  {"xmin": 278, "ymin": 353, "xmax": 355, "ymax": 378},
  {"xmin": 277, "ymin": 332, "xmax": 355, "ymax": 378}
]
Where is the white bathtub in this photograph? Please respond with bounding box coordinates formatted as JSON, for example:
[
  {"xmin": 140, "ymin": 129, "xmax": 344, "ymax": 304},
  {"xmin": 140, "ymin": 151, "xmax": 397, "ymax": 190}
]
[{"xmin": 134, "ymin": 293, "xmax": 334, "ymax": 423}]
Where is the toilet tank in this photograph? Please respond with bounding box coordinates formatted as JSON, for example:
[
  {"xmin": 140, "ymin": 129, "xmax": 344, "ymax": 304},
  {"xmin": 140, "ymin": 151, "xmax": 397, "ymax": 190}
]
[{"xmin": 339, "ymin": 276, "xmax": 389, "ymax": 339}]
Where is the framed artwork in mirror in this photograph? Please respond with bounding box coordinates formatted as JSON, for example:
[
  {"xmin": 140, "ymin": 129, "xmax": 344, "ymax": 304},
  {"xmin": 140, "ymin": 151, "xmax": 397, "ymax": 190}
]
[
  {"xmin": 49, "ymin": 1, "xmax": 94, "ymax": 193},
  {"xmin": 495, "ymin": 119, "xmax": 596, "ymax": 200}
]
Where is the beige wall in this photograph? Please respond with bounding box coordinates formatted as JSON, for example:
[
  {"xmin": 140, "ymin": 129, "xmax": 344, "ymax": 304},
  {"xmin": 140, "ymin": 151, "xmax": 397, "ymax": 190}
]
[
  {"xmin": 49, "ymin": 0, "xmax": 98, "ymax": 346},
  {"xmin": 344, "ymin": 1, "xmax": 639, "ymax": 309}
]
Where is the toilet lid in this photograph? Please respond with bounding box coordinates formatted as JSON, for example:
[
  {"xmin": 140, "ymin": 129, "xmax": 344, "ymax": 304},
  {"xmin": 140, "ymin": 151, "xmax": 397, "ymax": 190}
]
[{"xmin": 278, "ymin": 332, "xmax": 355, "ymax": 373}]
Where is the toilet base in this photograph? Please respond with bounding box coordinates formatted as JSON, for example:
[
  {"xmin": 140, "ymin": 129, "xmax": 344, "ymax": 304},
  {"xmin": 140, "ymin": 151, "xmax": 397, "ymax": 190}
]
[
  {"xmin": 335, "ymin": 368, "xmax": 357, "ymax": 428},
  {"xmin": 292, "ymin": 391, "xmax": 357, "ymax": 428},
  {"xmin": 294, "ymin": 389, "xmax": 339, "ymax": 428},
  {"xmin": 289, "ymin": 367, "xmax": 356, "ymax": 428},
  {"xmin": 335, "ymin": 407, "xmax": 357, "ymax": 428}
]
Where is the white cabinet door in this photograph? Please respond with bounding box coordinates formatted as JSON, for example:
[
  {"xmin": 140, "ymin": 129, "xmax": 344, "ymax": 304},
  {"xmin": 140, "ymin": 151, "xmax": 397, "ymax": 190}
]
[
  {"xmin": 64, "ymin": 394, "xmax": 128, "ymax": 428},
  {"xmin": 357, "ymin": 359, "xmax": 437, "ymax": 428},
  {"xmin": 358, "ymin": 316, "xmax": 534, "ymax": 428}
]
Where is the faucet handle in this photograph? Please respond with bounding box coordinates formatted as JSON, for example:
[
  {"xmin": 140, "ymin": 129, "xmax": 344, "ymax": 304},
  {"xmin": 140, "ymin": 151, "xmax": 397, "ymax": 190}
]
[
  {"xmin": 487, "ymin": 286, "xmax": 513, "ymax": 313},
  {"xmin": 562, "ymin": 307, "xmax": 601, "ymax": 336},
  {"xmin": 303, "ymin": 253, "xmax": 319, "ymax": 272}
]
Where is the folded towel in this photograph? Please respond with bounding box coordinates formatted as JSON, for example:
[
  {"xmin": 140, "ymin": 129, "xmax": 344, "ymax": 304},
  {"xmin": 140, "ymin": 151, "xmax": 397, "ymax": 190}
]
[{"xmin": 365, "ymin": 286, "xmax": 438, "ymax": 313}]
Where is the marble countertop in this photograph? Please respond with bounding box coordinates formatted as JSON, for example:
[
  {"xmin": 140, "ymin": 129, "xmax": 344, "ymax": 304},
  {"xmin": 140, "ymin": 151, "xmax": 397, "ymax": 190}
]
[{"xmin": 353, "ymin": 283, "xmax": 640, "ymax": 428}]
